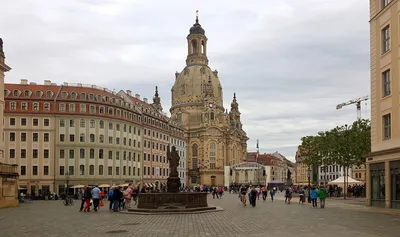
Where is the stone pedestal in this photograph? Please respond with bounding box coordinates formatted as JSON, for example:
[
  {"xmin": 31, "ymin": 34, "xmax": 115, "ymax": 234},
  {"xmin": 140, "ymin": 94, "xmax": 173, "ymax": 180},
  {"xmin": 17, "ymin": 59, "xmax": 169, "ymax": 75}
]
[
  {"xmin": 167, "ymin": 176, "xmax": 181, "ymax": 193},
  {"xmin": 137, "ymin": 192, "xmax": 208, "ymax": 209}
]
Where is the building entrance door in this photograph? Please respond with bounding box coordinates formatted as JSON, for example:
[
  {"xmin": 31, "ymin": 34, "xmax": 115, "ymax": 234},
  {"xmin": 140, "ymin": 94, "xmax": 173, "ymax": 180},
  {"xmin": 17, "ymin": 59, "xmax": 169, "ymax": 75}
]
[{"xmin": 211, "ymin": 176, "xmax": 216, "ymax": 186}]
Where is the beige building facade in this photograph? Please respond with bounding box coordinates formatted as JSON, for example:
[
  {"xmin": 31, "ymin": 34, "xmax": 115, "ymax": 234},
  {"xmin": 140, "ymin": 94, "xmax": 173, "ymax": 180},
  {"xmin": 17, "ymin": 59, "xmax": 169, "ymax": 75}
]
[
  {"xmin": 0, "ymin": 38, "xmax": 19, "ymax": 208},
  {"xmin": 170, "ymin": 15, "xmax": 248, "ymax": 186},
  {"xmin": 294, "ymin": 147, "xmax": 309, "ymax": 185},
  {"xmin": 4, "ymin": 80, "xmax": 187, "ymax": 194},
  {"xmin": 4, "ymin": 81, "xmax": 145, "ymax": 195},
  {"xmin": 367, "ymin": 0, "xmax": 400, "ymax": 209}
]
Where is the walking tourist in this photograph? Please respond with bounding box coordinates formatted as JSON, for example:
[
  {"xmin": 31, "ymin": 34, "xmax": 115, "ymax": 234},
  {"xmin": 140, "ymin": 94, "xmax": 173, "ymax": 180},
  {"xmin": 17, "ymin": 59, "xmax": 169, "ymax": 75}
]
[
  {"xmin": 91, "ymin": 185, "xmax": 101, "ymax": 212},
  {"xmin": 249, "ymin": 186, "xmax": 258, "ymax": 207},
  {"xmin": 298, "ymin": 187, "xmax": 305, "ymax": 204},
  {"xmin": 112, "ymin": 186, "xmax": 122, "ymax": 212},
  {"xmin": 318, "ymin": 186, "xmax": 327, "ymax": 208},
  {"xmin": 108, "ymin": 187, "xmax": 114, "ymax": 210},
  {"xmin": 83, "ymin": 186, "xmax": 92, "ymax": 212},
  {"xmin": 310, "ymin": 186, "xmax": 318, "ymax": 208}
]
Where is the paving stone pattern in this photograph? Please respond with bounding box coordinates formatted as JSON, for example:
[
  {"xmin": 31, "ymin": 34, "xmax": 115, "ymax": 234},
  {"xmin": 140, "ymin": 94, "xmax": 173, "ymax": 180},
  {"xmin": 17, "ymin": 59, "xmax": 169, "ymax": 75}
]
[{"xmin": 0, "ymin": 193, "xmax": 399, "ymax": 237}]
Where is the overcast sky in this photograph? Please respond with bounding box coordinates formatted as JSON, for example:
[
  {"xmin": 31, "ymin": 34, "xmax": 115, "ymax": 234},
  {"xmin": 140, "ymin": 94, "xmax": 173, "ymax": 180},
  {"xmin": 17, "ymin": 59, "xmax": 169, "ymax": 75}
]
[{"xmin": 0, "ymin": 0, "xmax": 369, "ymax": 162}]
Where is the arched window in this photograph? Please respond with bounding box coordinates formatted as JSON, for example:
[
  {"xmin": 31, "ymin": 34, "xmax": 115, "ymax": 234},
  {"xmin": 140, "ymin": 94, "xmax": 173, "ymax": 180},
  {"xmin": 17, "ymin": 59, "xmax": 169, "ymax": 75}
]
[
  {"xmin": 44, "ymin": 103, "xmax": 50, "ymax": 112},
  {"xmin": 99, "ymin": 149, "xmax": 103, "ymax": 159},
  {"xmin": 201, "ymin": 40, "xmax": 205, "ymax": 54},
  {"xmin": 80, "ymin": 133, "xmax": 85, "ymax": 142},
  {"xmin": 79, "ymin": 165, "xmax": 85, "ymax": 176},
  {"xmin": 10, "ymin": 102, "xmax": 16, "ymax": 110},
  {"xmin": 33, "ymin": 102, "xmax": 39, "ymax": 111},
  {"xmin": 192, "ymin": 144, "xmax": 198, "ymax": 157},
  {"xmin": 210, "ymin": 112, "xmax": 215, "ymax": 120},
  {"xmin": 99, "ymin": 120, "xmax": 104, "ymax": 129},
  {"xmin": 13, "ymin": 90, "xmax": 19, "ymax": 97},
  {"xmin": 80, "ymin": 119, "xmax": 85, "ymax": 128},
  {"xmin": 80, "ymin": 93, "xmax": 86, "ymax": 100},
  {"xmin": 24, "ymin": 90, "xmax": 30, "ymax": 97},
  {"xmin": 80, "ymin": 148, "xmax": 85, "ymax": 158},
  {"xmin": 99, "ymin": 135, "xmax": 104, "ymax": 143},
  {"xmin": 210, "ymin": 142, "xmax": 216, "ymax": 169},
  {"xmin": 90, "ymin": 119, "xmax": 95, "ymax": 128},
  {"xmin": 89, "ymin": 165, "xmax": 94, "ymax": 175},
  {"xmin": 71, "ymin": 92, "xmax": 77, "ymax": 99},
  {"xmin": 90, "ymin": 149, "xmax": 94, "ymax": 159},
  {"xmin": 99, "ymin": 165, "xmax": 104, "ymax": 175},
  {"xmin": 90, "ymin": 134, "xmax": 95, "ymax": 142},
  {"xmin": 46, "ymin": 91, "xmax": 52, "ymax": 98},
  {"xmin": 191, "ymin": 39, "xmax": 198, "ymax": 54},
  {"xmin": 35, "ymin": 90, "xmax": 41, "ymax": 97}
]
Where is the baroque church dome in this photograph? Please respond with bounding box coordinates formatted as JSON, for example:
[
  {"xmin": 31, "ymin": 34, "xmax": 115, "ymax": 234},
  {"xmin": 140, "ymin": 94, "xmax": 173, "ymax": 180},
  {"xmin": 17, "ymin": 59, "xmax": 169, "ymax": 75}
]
[{"xmin": 171, "ymin": 13, "xmax": 223, "ymax": 110}]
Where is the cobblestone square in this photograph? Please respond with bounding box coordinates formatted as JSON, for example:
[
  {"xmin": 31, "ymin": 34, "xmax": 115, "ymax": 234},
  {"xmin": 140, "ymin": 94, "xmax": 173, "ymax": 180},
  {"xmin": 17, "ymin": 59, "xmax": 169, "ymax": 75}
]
[{"xmin": 0, "ymin": 193, "xmax": 399, "ymax": 237}]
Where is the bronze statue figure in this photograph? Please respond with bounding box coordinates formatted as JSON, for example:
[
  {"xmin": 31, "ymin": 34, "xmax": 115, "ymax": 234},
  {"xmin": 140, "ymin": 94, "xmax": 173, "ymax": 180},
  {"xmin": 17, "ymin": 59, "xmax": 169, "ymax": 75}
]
[{"xmin": 168, "ymin": 145, "xmax": 180, "ymax": 177}]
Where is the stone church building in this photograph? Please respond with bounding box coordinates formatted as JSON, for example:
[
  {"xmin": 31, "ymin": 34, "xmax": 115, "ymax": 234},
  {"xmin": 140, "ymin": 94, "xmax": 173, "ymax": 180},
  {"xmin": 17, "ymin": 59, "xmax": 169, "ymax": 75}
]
[{"xmin": 170, "ymin": 14, "xmax": 248, "ymax": 186}]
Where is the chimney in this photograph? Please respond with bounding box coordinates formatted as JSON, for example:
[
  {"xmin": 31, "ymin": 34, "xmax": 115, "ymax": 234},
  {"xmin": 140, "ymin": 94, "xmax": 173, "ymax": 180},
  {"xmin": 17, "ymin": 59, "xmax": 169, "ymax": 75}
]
[
  {"xmin": 135, "ymin": 94, "xmax": 140, "ymax": 99},
  {"xmin": 44, "ymin": 80, "xmax": 51, "ymax": 85},
  {"xmin": 143, "ymin": 98, "xmax": 148, "ymax": 103},
  {"xmin": 20, "ymin": 79, "xmax": 28, "ymax": 85},
  {"xmin": 127, "ymin": 90, "xmax": 132, "ymax": 96}
]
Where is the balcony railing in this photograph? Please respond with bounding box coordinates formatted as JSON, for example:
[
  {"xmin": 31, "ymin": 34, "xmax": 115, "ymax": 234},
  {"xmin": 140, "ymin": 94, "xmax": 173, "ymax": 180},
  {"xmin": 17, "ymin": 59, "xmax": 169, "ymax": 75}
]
[{"xmin": 0, "ymin": 163, "xmax": 19, "ymax": 177}]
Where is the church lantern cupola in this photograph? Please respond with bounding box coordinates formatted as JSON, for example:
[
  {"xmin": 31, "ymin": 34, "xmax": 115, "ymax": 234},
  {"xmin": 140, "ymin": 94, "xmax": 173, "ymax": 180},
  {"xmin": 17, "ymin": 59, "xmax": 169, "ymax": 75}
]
[
  {"xmin": 186, "ymin": 10, "xmax": 209, "ymax": 66},
  {"xmin": 152, "ymin": 86, "xmax": 163, "ymax": 111}
]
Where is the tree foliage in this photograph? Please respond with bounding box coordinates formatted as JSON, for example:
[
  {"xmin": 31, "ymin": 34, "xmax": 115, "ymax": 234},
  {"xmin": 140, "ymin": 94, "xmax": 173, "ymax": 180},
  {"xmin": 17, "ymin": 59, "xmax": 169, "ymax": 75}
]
[{"xmin": 299, "ymin": 119, "xmax": 371, "ymax": 168}]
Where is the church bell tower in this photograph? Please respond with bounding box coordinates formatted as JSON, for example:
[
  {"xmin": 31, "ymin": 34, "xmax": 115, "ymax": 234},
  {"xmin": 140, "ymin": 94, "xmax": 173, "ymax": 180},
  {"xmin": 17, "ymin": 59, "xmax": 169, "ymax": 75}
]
[{"xmin": 186, "ymin": 10, "xmax": 209, "ymax": 66}]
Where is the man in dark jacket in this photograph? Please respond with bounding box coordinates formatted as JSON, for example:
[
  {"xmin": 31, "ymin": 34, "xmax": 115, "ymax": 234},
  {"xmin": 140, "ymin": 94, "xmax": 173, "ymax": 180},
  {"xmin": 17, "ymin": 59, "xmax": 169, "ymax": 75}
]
[{"xmin": 112, "ymin": 186, "xmax": 122, "ymax": 212}]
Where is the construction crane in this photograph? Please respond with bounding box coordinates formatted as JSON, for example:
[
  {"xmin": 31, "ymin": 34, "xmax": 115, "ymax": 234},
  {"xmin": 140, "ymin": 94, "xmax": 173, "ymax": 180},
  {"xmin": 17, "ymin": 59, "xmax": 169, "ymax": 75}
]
[{"xmin": 336, "ymin": 95, "xmax": 369, "ymax": 120}]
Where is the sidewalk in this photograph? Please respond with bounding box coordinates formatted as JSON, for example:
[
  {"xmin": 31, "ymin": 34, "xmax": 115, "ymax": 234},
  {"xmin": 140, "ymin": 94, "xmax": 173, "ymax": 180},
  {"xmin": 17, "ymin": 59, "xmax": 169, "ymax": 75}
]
[{"xmin": 273, "ymin": 193, "xmax": 400, "ymax": 216}]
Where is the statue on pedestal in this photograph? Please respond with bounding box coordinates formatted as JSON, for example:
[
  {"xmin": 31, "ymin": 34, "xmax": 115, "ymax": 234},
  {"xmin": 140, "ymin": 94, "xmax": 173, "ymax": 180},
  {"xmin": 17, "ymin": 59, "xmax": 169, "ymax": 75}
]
[{"xmin": 167, "ymin": 145, "xmax": 181, "ymax": 193}]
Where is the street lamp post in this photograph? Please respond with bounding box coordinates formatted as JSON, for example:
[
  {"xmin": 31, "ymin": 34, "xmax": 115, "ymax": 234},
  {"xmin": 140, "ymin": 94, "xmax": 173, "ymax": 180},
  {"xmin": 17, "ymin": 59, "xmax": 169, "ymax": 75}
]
[
  {"xmin": 65, "ymin": 172, "xmax": 70, "ymax": 195},
  {"xmin": 307, "ymin": 167, "xmax": 311, "ymax": 203}
]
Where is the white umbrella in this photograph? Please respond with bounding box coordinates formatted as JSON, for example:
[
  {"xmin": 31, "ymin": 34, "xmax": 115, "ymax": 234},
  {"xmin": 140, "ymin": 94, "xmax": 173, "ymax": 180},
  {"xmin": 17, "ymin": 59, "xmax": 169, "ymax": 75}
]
[
  {"xmin": 328, "ymin": 176, "xmax": 361, "ymax": 185},
  {"xmin": 98, "ymin": 184, "xmax": 110, "ymax": 188},
  {"xmin": 119, "ymin": 183, "xmax": 129, "ymax": 187},
  {"xmin": 71, "ymin": 185, "xmax": 85, "ymax": 188}
]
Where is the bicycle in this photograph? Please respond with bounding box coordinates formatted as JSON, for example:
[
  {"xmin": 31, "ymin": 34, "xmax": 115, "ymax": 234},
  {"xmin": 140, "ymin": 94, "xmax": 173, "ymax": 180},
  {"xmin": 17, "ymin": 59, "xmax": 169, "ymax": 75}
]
[{"xmin": 63, "ymin": 196, "xmax": 74, "ymax": 206}]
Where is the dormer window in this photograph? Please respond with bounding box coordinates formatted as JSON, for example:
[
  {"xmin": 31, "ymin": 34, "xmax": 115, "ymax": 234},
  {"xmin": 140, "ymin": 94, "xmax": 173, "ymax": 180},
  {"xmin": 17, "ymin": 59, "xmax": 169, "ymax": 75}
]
[
  {"xmin": 71, "ymin": 92, "xmax": 77, "ymax": 99},
  {"xmin": 97, "ymin": 95, "xmax": 102, "ymax": 101},
  {"xmin": 13, "ymin": 90, "xmax": 19, "ymax": 97},
  {"xmin": 35, "ymin": 90, "xmax": 42, "ymax": 97},
  {"xmin": 46, "ymin": 91, "xmax": 52, "ymax": 98},
  {"xmin": 61, "ymin": 91, "xmax": 68, "ymax": 98},
  {"xmin": 89, "ymin": 93, "xmax": 94, "ymax": 100},
  {"xmin": 80, "ymin": 93, "xmax": 86, "ymax": 100},
  {"xmin": 24, "ymin": 90, "xmax": 30, "ymax": 97}
]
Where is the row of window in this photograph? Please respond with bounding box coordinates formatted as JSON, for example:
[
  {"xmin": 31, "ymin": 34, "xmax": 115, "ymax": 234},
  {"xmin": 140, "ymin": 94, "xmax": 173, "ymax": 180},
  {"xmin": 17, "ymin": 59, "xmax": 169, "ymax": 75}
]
[
  {"xmin": 10, "ymin": 148, "xmax": 142, "ymax": 161},
  {"xmin": 9, "ymin": 118, "xmax": 50, "ymax": 126},
  {"xmin": 59, "ymin": 133, "xmax": 140, "ymax": 147},
  {"xmin": 354, "ymin": 172, "xmax": 363, "ymax": 179},
  {"xmin": 5, "ymin": 88, "xmax": 184, "ymax": 135},
  {"xmin": 143, "ymin": 166, "xmax": 169, "ymax": 177},
  {"xmin": 59, "ymin": 149, "xmax": 141, "ymax": 161},
  {"xmin": 59, "ymin": 119, "xmax": 141, "ymax": 134},
  {"xmin": 59, "ymin": 165, "xmax": 140, "ymax": 177},
  {"xmin": 10, "ymin": 132, "xmax": 49, "ymax": 142},
  {"xmin": 319, "ymin": 175, "xmax": 339, "ymax": 181},
  {"xmin": 7, "ymin": 101, "xmax": 141, "ymax": 123}
]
